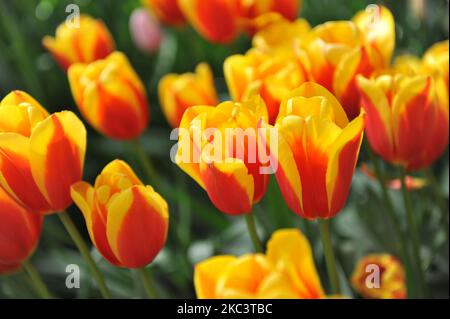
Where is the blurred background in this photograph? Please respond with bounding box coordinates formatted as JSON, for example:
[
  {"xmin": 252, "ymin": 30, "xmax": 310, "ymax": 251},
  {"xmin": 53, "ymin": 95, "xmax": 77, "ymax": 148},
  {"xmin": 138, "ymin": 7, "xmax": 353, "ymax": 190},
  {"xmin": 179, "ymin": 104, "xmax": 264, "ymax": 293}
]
[{"xmin": 0, "ymin": 0, "xmax": 448, "ymax": 298}]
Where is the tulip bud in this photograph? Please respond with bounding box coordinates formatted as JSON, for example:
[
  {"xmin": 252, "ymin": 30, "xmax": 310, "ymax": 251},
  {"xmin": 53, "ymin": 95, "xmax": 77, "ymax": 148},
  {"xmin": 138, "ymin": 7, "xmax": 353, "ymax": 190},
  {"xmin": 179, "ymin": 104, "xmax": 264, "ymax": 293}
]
[
  {"xmin": 176, "ymin": 97, "xmax": 269, "ymax": 215},
  {"xmin": 71, "ymin": 160, "xmax": 169, "ymax": 268},
  {"xmin": 142, "ymin": 0, "xmax": 186, "ymax": 26},
  {"xmin": 0, "ymin": 91, "xmax": 86, "ymax": 213},
  {"xmin": 159, "ymin": 63, "xmax": 218, "ymax": 128},
  {"xmin": 129, "ymin": 8, "xmax": 163, "ymax": 54},
  {"xmin": 260, "ymin": 82, "xmax": 364, "ymax": 219},
  {"xmin": 357, "ymin": 74, "xmax": 448, "ymax": 171},
  {"xmin": 43, "ymin": 15, "xmax": 115, "ymax": 71},
  {"xmin": 68, "ymin": 52, "xmax": 149, "ymax": 140},
  {"xmin": 352, "ymin": 254, "xmax": 406, "ymax": 299},
  {"xmin": 0, "ymin": 187, "xmax": 42, "ymax": 275},
  {"xmin": 194, "ymin": 229, "xmax": 325, "ymax": 299}
]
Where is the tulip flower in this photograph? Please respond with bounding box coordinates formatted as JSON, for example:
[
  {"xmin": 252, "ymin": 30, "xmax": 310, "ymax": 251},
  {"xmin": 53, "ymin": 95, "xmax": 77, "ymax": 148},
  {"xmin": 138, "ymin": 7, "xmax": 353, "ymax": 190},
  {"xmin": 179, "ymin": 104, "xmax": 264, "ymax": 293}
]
[
  {"xmin": 159, "ymin": 63, "xmax": 218, "ymax": 128},
  {"xmin": 194, "ymin": 229, "xmax": 325, "ymax": 298},
  {"xmin": 351, "ymin": 254, "xmax": 406, "ymax": 299},
  {"xmin": 357, "ymin": 74, "xmax": 449, "ymax": 171},
  {"xmin": 71, "ymin": 159, "xmax": 169, "ymax": 268},
  {"xmin": 224, "ymin": 48, "xmax": 310, "ymax": 124},
  {"xmin": 43, "ymin": 15, "xmax": 115, "ymax": 71},
  {"xmin": 0, "ymin": 91, "xmax": 86, "ymax": 213},
  {"xmin": 142, "ymin": 0, "xmax": 186, "ymax": 26},
  {"xmin": 176, "ymin": 97, "xmax": 269, "ymax": 215},
  {"xmin": 0, "ymin": 187, "xmax": 42, "ymax": 275},
  {"xmin": 178, "ymin": 0, "xmax": 301, "ymax": 43},
  {"xmin": 130, "ymin": 8, "xmax": 163, "ymax": 54},
  {"xmin": 68, "ymin": 52, "xmax": 149, "ymax": 140},
  {"xmin": 301, "ymin": 21, "xmax": 383, "ymax": 120},
  {"xmin": 259, "ymin": 82, "xmax": 364, "ymax": 219}
]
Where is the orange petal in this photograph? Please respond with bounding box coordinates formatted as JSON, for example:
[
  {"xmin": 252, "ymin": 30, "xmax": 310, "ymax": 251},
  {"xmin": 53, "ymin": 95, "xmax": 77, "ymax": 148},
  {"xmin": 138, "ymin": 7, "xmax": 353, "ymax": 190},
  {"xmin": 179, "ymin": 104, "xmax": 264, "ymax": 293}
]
[
  {"xmin": 29, "ymin": 111, "xmax": 86, "ymax": 211},
  {"xmin": 106, "ymin": 185, "xmax": 168, "ymax": 268}
]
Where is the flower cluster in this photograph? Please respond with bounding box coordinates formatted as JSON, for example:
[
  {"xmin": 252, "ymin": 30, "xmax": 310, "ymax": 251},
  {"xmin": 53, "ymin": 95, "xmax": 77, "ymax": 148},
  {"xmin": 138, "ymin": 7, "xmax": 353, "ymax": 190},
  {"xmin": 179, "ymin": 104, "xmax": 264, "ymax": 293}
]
[{"xmin": 0, "ymin": 1, "xmax": 448, "ymax": 300}]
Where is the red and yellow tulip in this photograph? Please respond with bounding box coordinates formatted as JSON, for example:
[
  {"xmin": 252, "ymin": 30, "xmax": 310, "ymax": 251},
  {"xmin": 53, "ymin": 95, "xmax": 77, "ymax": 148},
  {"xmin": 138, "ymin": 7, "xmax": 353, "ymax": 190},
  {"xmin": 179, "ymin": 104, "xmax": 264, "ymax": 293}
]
[
  {"xmin": 0, "ymin": 91, "xmax": 86, "ymax": 213},
  {"xmin": 0, "ymin": 187, "xmax": 42, "ymax": 275},
  {"xmin": 68, "ymin": 51, "xmax": 149, "ymax": 140},
  {"xmin": 176, "ymin": 97, "xmax": 269, "ymax": 215},
  {"xmin": 357, "ymin": 74, "xmax": 448, "ymax": 171},
  {"xmin": 225, "ymin": 48, "xmax": 310, "ymax": 124},
  {"xmin": 252, "ymin": 5, "xmax": 394, "ymax": 120},
  {"xmin": 43, "ymin": 15, "xmax": 115, "ymax": 71},
  {"xmin": 159, "ymin": 63, "xmax": 218, "ymax": 128},
  {"xmin": 142, "ymin": 0, "xmax": 186, "ymax": 26},
  {"xmin": 260, "ymin": 83, "xmax": 364, "ymax": 219},
  {"xmin": 352, "ymin": 254, "xmax": 406, "ymax": 299},
  {"xmin": 178, "ymin": 0, "xmax": 301, "ymax": 43},
  {"xmin": 195, "ymin": 229, "xmax": 325, "ymax": 298},
  {"xmin": 71, "ymin": 159, "xmax": 169, "ymax": 268}
]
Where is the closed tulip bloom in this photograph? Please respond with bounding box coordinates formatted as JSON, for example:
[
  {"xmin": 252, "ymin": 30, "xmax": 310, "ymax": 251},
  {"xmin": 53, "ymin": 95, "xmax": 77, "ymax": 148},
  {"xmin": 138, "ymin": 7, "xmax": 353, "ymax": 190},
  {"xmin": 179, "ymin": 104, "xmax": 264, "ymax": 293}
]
[
  {"xmin": 194, "ymin": 229, "xmax": 325, "ymax": 299},
  {"xmin": 0, "ymin": 187, "xmax": 42, "ymax": 275},
  {"xmin": 68, "ymin": 52, "xmax": 149, "ymax": 140},
  {"xmin": 159, "ymin": 63, "xmax": 218, "ymax": 128},
  {"xmin": 129, "ymin": 8, "xmax": 163, "ymax": 54},
  {"xmin": 260, "ymin": 83, "xmax": 364, "ymax": 219},
  {"xmin": 43, "ymin": 15, "xmax": 115, "ymax": 71},
  {"xmin": 71, "ymin": 160, "xmax": 169, "ymax": 268},
  {"xmin": 176, "ymin": 97, "xmax": 269, "ymax": 215},
  {"xmin": 178, "ymin": 0, "xmax": 301, "ymax": 43},
  {"xmin": 0, "ymin": 91, "xmax": 86, "ymax": 213},
  {"xmin": 352, "ymin": 254, "xmax": 406, "ymax": 299},
  {"xmin": 357, "ymin": 74, "xmax": 449, "ymax": 171},
  {"xmin": 142, "ymin": 0, "xmax": 186, "ymax": 26},
  {"xmin": 225, "ymin": 49, "xmax": 310, "ymax": 124}
]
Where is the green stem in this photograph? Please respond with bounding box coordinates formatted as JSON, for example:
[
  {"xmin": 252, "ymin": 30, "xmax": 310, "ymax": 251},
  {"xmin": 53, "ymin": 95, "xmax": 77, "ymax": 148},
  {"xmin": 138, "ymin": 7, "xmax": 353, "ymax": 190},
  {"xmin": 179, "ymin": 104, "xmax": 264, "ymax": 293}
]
[
  {"xmin": 244, "ymin": 213, "xmax": 263, "ymax": 253},
  {"xmin": 367, "ymin": 146, "xmax": 417, "ymax": 298},
  {"xmin": 400, "ymin": 168, "xmax": 426, "ymax": 298},
  {"xmin": 23, "ymin": 260, "xmax": 52, "ymax": 299},
  {"xmin": 425, "ymin": 168, "xmax": 449, "ymax": 243},
  {"xmin": 131, "ymin": 139, "xmax": 160, "ymax": 188},
  {"xmin": 58, "ymin": 211, "xmax": 112, "ymax": 299},
  {"xmin": 318, "ymin": 219, "xmax": 341, "ymax": 295},
  {"xmin": 136, "ymin": 267, "xmax": 158, "ymax": 299}
]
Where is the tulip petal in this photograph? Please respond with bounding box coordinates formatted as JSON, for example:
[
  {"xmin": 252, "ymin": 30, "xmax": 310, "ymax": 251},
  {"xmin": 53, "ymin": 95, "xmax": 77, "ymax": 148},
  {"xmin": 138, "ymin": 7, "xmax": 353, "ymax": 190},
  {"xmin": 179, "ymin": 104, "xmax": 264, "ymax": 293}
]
[
  {"xmin": 0, "ymin": 187, "xmax": 42, "ymax": 268},
  {"xmin": 71, "ymin": 182, "xmax": 121, "ymax": 265},
  {"xmin": 266, "ymin": 229, "xmax": 325, "ymax": 298},
  {"xmin": 333, "ymin": 47, "xmax": 376, "ymax": 119},
  {"xmin": 0, "ymin": 133, "xmax": 51, "ymax": 212},
  {"xmin": 194, "ymin": 255, "xmax": 236, "ymax": 299},
  {"xmin": 29, "ymin": 111, "xmax": 86, "ymax": 211},
  {"xmin": 215, "ymin": 255, "xmax": 272, "ymax": 298},
  {"xmin": 106, "ymin": 185, "xmax": 168, "ymax": 268},
  {"xmin": 326, "ymin": 114, "xmax": 364, "ymax": 217},
  {"xmin": 200, "ymin": 158, "xmax": 254, "ymax": 215},
  {"xmin": 357, "ymin": 75, "xmax": 395, "ymax": 160},
  {"xmin": 392, "ymin": 76, "xmax": 435, "ymax": 168}
]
